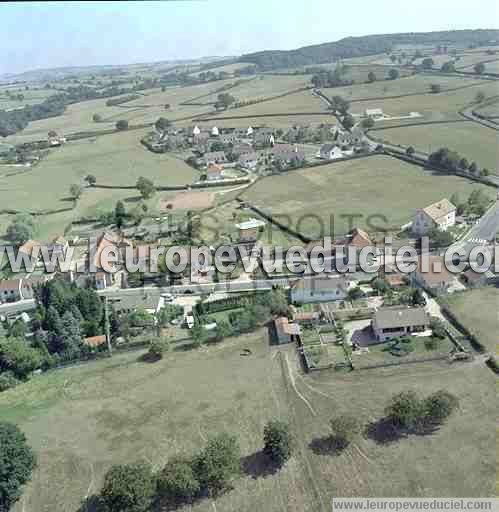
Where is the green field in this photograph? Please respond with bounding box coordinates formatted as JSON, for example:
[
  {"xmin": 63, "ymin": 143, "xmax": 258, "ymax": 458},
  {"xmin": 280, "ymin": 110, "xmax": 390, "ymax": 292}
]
[
  {"xmin": 375, "ymin": 122, "xmax": 499, "ymax": 174},
  {"xmin": 323, "ymin": 74, "xmax": 486, "ymax": 102},
  {"xmin": 440, "ymin": 287, "xmax": 499, "ymax": 352},
  {"xmin": 1, "ymin": 331, "xmax": 494, "ymax": 511},
  {"xmin": 348, "ymin": 80, "xmax": 499, "ymax": 122},
  {"xmin": 240, "ymin": 155, "xmax": 493, "ymax": 238},
  {"xmin": 212, "ymin": 89, "xmax": 328, "ymax": 119},
  {"xmin": 474, "ymin": 99, "xmax": 499, "ymax": 118},
  {"xmin": 0, "ymin": 129, "xmax": 197, "ymax": 240}
]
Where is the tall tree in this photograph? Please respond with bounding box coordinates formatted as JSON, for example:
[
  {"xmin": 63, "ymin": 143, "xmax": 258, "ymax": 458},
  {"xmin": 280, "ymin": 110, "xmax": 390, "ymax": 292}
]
[
  {"xmin": 263, "ymin": 420, "xmax": 293, "ymax": 467},
  {"xmin": 114, "ymin": 200, "xmax": 126, "ymax": 228},
  {"xmin": 136, "ymin": 176, "xmax": 155, "ymax": 200},
  {"xmin": 193, "ymin": 433, "xmax": 241, "ymax": 495},
  {"xmin": 474, "ymin": 62, "xmax": 486, "ymax": 74},
  {"xmin": 388, "ymin": 69, "xmax": 399, "ymax": 80},
  {"xmin": 6, "ymin": 213, "xmax": 36, "ymax": 245}
]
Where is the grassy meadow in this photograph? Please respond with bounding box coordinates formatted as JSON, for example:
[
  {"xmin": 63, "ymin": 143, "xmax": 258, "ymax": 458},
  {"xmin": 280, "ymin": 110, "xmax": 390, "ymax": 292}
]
[
  {"xmin": 0, "ymin": 330, "xmax": 494, "ymax": 512},
  {"xmin": 0, "ymin": 129, "xmax": 197, "ymax": 240},
  {"xmin": 323, "ymin": 74, "xmax": 486, "ymax": 102},
  {"xmin": 375, "ymin": 122, "xmax": 499, "ymax": 174},
  {"xmin": 440, "ymin": 288, "xmax": 499, "ymax": 353},
  {"xmin": 349, "ymin": 80, "xmax": 499, "ymax": 121},
  {"xmin": 240, "ymin": 155, "xmax": 493, "ymax": 238}
]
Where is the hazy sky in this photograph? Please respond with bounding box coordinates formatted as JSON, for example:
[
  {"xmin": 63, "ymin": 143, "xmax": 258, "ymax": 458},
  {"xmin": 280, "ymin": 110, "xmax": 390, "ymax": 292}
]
[{"xmin": 2, "ymin": 0, "xmax": 499, "ymax": 75}]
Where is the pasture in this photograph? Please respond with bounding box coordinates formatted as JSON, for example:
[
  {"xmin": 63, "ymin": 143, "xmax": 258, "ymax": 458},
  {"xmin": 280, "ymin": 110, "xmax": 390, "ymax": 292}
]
[
  {"xmin": 323, "ymin": 74, "xmax": 486, "ymax": 102},
  {"xmin": 1, "ymin": 330, "xmax": 494, "ymax": 512},
  {"xmin": 240, "ymin": 155, "xmax": 493, "ymax": 238},
  {"xmin": 349, "ymin": 80, "xmax": 499, "ymax": 122},
  {"xmin": 374, "ymin": 122, "xmax": 499, "ymax": 174},
  {"xmin": 202, "ymin": 74, "xmax": 313, "ymax": 104},
  {"xmin": 0, "ymin": 129, "xmax": 197, "ymax": 240},
  {"xmin": 212, "ymin": 89, "xmax": 328, "ymax": 118},
  {"xmin": 439, "ymin": 287, "xmax": 499, "ymax": 353}
]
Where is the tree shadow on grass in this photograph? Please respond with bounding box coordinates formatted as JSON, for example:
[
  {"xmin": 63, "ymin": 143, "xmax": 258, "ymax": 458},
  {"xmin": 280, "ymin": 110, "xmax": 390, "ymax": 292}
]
[
  {"xmin": 138, "ymin": 352, "xmax": 162, "ymax": 364},
  {"xmin": 308, "ymin": 436, "xmax": 348, "ymax": 456},
  {"xmin": 124, "ymin": 195, "xmax": 143, "ymax": 204},
  {"xmin": 76, "ymin": 495, "xmax": 102, "ymax": 512},
  {"xmin": 240, "ymin": 450, "xmax": 280, "ymax": 480},
  {"xmin": 364, "ymin": 417, "xmax": 439, "ymax": 445}
]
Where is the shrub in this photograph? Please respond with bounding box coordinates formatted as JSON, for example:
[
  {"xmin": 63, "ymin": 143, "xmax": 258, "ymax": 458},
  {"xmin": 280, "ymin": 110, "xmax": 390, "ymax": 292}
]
[
  {"xmin": 148, "ymin": 339, "xmax": 169, "ymax": 360},
  {"xmin": 115, "ymin": 119, "xmax": 129, "ymax": 131},
  {"xmin": 0, "ymin": 371, "xmax": 20, "ymax": 392}
]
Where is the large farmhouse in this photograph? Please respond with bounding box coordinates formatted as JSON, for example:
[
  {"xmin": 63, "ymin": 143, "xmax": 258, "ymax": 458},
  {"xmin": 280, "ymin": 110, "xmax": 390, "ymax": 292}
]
[{"xmin": 412, "ymin": 198, "xmax": 456, "ymax": 236}]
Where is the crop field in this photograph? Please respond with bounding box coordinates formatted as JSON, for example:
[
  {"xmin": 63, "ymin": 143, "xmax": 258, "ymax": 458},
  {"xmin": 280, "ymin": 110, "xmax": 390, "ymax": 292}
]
[
  {"xmin": 240, "ymin": 155, "xmax": 493, "ymax": 238},
  {"xmin": 374, "ymin": 122, "xmax": 499, "ymax": 174},
  {"xmin": 1, "ymin": 331, "xmax": 494, "ymax": 512},
  {"xmin": 349, "ymin": 80, "xmax": 499, "ymax": 122},
  {"xmin": 439, "ymin": 288, "xmax": 499, "ymax": 353},
  {"xmin": 323, "ymin": 74, "xmax": 485, "ymax": 102}
]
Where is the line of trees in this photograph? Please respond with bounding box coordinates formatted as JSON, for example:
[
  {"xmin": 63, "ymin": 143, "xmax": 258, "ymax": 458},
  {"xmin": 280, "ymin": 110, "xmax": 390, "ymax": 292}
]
[
  {"xmin": 313, "ymin": 389, "xmax": 458, "ymax": 456},
  {"xmin": 94, "ymin": 421, "xmax": 293, "ymax": 511},
  {"xmin": 428, "ymin": 147, "xmax": 490, "ymax": 179}
]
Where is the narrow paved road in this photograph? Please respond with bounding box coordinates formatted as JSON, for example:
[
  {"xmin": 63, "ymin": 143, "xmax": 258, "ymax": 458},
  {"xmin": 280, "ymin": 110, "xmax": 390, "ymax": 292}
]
[{"xmin": 449, "ymin": 200, "xmax": 499, "ymax": 255}]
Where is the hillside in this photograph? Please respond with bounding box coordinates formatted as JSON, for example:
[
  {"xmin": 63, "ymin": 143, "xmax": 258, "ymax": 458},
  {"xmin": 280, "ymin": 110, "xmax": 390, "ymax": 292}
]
[{"xmin": 240, "ymin": 29, "xmax": 499, "ymax": 70}]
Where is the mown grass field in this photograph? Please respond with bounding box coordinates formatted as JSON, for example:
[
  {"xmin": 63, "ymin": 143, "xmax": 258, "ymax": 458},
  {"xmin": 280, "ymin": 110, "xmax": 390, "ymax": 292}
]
[
  {"xmin": 439, "ymin": 287, "xmax": 498, "ymax": 353},
  {"xmin": 375, "ymin": 122, "xmax": 499, "ymax": 174},
  {"xmin": 0, "ymin": 129, "xmax": 197, "ymax": 240},
  {"xmin": 1, "ymin": 330, "xmax": 494, "ymax": 512},
  {"xmin": 240, "ymin": 155, "xmax": 493, "ymax": 238}
]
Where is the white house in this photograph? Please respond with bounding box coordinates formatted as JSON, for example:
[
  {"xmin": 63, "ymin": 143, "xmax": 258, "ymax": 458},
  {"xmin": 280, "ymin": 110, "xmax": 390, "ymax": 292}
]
[
  {"xmin": 235, "ymin": 218, "xmax": 266, "ymax": 242},
  {"xmin": 319, "ymin": 144, "xmax": 343, "ymax": 160},
  {"xmin": 247, "ymin": 126, "xmax": 254, "ymax": 136},
  {"xmin": 192, "ymin": 125, "xmax": 201, "ymax": 136},
  {"xmin": 291, "ymin": 275, "xmax": 352, "ymax": 304},
  {"xmin": 412, "ymin": 198, "xmax": 456, "ymax": 236},
  {"xmin": 238, "ymin": 152, "xmax": 258, "ymax": 170},
  {"xmin": 365, "ymin": 108, "xmax": 384, "ymax": 119},
  {"xmin": 211, "ymin": 126, "xmax": 219, "ymax": 136}
]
